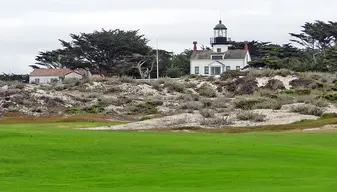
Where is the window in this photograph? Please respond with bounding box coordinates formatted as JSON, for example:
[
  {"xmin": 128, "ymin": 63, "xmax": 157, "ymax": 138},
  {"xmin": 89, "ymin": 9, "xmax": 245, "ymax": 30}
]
[
  {"xmin": 204, "ymin": 66, "xmax": 209, "ymax": 75},
  {"xmin": 195, "ymin": 66, "xmax": 199, "ymax": 75},
  {"xmin": 211, "ymin": 67, "xmax": 221, "ymax": 75},
  {"xmin": 212, "ymin": 55, "xmax": 223, "ymax": 60},
  {"xmin": 34, "ymin": 78, "xmax": 40, "ymax": 84},
  {"xmin": 236, "ymin": 66, "xmax": 241, "ymax": 71},
  {"xmin": 226, "ymin": 66, "xmax": 231, "ymax": 71},
  {"xmin": 217, "ymin": 48, "xmax": 221, "ymax": 53}
]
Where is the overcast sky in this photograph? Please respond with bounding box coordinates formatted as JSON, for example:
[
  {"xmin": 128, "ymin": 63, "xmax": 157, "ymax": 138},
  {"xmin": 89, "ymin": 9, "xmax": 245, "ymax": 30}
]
[{"xmin": 1, "ymin": 0, "xmax": 337, "ymax": 74}]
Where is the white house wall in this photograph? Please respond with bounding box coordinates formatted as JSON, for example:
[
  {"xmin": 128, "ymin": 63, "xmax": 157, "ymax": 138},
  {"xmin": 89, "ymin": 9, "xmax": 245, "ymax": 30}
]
[
  {"xmin": 29, "ymin": 76, "xmax": 60, "ymax": 84},
  {"xmin": 65, "ymin": 72, "xmax": 83, "ymax": 80},
  {"xmin": 191, "ymin": 59, "xmax": 247, "ymax": 76}
]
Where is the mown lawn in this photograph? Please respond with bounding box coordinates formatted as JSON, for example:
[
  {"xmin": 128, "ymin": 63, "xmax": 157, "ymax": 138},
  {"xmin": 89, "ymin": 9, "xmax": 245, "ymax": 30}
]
[{"xmin": 1, "ymin": 122, "xmax": 337, "ymax": 191}]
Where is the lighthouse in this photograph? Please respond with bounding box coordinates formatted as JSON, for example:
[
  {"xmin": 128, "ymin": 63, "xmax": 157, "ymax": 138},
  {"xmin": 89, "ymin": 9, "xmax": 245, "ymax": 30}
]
[{"xmin": 190, "ymin": 20, "xmax": 251, "ymax": 76}]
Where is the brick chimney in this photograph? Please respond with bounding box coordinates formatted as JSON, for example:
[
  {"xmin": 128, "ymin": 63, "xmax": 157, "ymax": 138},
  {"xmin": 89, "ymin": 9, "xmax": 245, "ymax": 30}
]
[
  {"xmin": 193, "ymin": 41, "xmax": 198, "ymax": 52},
  {"xmin": 244, "ymin": 41, "xmax": 249, "ymax": 52}
]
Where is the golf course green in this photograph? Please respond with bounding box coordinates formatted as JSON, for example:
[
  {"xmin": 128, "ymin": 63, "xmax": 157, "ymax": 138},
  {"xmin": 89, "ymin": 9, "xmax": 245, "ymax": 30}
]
[{"xmin": 1, "ymin": 122, "xmax": 337, "ymax": 191}]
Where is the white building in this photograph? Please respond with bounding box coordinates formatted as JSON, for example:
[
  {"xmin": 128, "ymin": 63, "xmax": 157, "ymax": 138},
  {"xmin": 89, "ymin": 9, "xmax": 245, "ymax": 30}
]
[
  {"xmin": 190, "ymin": 20, "xmax": 251, "ymax": 76},
  {"xmin": 29, "ymin": 68, "xmax": 84, "ymax": 84}
]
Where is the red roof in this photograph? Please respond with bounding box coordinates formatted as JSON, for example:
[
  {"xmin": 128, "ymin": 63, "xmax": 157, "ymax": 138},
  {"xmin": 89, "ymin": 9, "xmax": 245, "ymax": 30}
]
[{"xmin": 30, "ymin": 68, "xmax": 75, "ymax": 77}]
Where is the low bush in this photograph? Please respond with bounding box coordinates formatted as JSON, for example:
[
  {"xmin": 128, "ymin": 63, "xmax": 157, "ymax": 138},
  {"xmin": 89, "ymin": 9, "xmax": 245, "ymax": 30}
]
[
  {"xmin": 220, "ymin": 70, "xmax": 246, "ymax": 80},
  {"xmin": 65, "ymin": 108, "xmax": 82, "ymax": 114},
  {"xmin": 178, "ymin": 94, "xmax": 200, "ymax": 102},
  {"xmin": 225, "ymin": 74, "xmax": 258, "ymax": 95},
  {"xmin": 83, "ymin": 105, "xmax": 105, "ymax": 114},
  {"xmin": 252, "ymin": 99, "xmax": 282, "ymax": 110},
  {"xmin": 234, "ymin": 97, "xmax": 266, "ymax": 110},
  {"xmin": 290, "ymin": 78, "xmax": 315, "ymax": 89},
  {"xmin": 119, "ymin": 76, "xmax": 136, "ymax": 83},
  {"xmin": 104, "ymin": 87, "xmax": 122, "ymax": 93},
  {"xmin": 264, "ymin": 79, "xmax": 286, "ymax": 90},
  {"xmin": 296, "ymin": 96, "xmax": 329, "ymax": 108},
  {"xmin": 181, "ymin": 101, "xmax": 203, "ymax": 110},
  {"xmin": 276, "ymin": 94, "xmax": 295, "ymax": 105},
  {"xmin": 290, "ymin": 104, "xmax": 325, "ymax": 116},
  {"xmin": 200, "ymin": 116, "xmax": 233, "ymax": 127},
  {"xmin": 131, "ymin": 102, "xmax": 158, "ymax": 115},
  {"xmin": 236, "ymin": 111, "xmax": 266, "ymax": 122},
  {"xmin": 323, "ymin": 93, "xmax": 337, "ymax": 102},
  {"xmin": 164, "ymin": 80, "xmax": 185, "ymax": 93},
  {"xmin": 150, "ymin": 81, "xmax": 162, "ymax": 91},
  {"xmin": 282, "ymin": 89, "xmax": 311, "ymax": 95},
  {"xmin": 139, "ymin": 116, "xmax": 153, "ymax": 121},
  {"xmin": 321, "ymin": 113, "xmax": 337, "ymax": 119},
  {"xmin": 196, "ymin": 84, "xmax": 217, "ymax": 98},
  {"xmin": 199, "ymin": 108, "xmax": 215, "ymax": 118},
  {"xmin": 254, "ymin": 89, "xmax": 278, "ymax": 98}
]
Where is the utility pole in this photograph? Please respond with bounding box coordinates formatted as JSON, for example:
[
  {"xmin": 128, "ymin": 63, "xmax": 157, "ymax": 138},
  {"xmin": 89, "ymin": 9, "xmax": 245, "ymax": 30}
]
[{"xmin": 156, "ymin": 38, "xmax": 159, "ymax": 79}]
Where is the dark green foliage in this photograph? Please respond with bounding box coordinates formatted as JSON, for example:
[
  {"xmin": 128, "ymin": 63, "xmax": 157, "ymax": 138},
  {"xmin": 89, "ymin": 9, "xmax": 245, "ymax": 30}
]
[
  {"xmin": 196, "ymin": 84, "xmax": 217, "ymax": 98},
  {"xmin": 165, "ymin": 66, "xmax": 183, "ymax": 78},
  {"xmin": 225, "ymin": 75, "xmax": 258, "ymax": 95},
  {"xmin": 291, "ymin": 105, "xmax": 325, "ymax": 116},
  {"xmin": 220, "ymin": 70, "xmax": 247, "ymax": 80},
  {"xmin": 282, "ymin": 89, "xmax": 311, "ymax": 95},
  {"xmin": 264, "ymin": 79, "xmax": 286, "ymax": 90},
  {"xmin": 83, "ymin": 105, "xmax": 105, "ymax": 114},
  {"xmin": 131, "ymin": 102, "xmax": 158, "ymax": 115},
  {"xmin": 321, "ymin": 113, "xmax": 337, "ymax": 119},
  {"xmin": 323, "ymin": 93, "xmax": 337, "ymax": 102},
  {"xmin": 65, "ymin": 108, "xmax": 82, "ymax": 114},
  {"xmin": 290, "ymin": 78, "xmax": 315, "ymax": 88},
  {"xmin": 237, "ymin": 111, "xmax": 266, "ymax": 122},
  {"xmin": 139, "ymin": 116, "xmax": 153, "ymax": 121},
  {"xmin": 234, "ymin": 97, "xmax": 265, "ymax": 110}
]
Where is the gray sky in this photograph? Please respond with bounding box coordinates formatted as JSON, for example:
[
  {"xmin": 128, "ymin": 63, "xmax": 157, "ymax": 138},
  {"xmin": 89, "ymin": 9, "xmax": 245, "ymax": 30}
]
[{"xmin": 1, "ymin": 0, "xmax": 337, "ymax": 74}]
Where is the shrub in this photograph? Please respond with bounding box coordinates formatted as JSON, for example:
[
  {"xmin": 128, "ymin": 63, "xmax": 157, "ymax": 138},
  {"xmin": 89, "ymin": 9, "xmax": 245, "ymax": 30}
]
[
  {"xmin": 150, "ymin": 81, "xmax": 162, "ymax": 91},
  {"xmin": 199, "ymin": 108, "xmax": 215, "ymax": 118},
  {"xmin": 254, "ymin": 89, "xmax": 278, "ymax": 98},
  {"xmin": 236, "ymin": 111, "xmax": 266, "ymax": 122},
  {"xmin": 104, "ymin": 86, "xmax": 122, "ymax": 93},
  {"xmin": 181, "ymin": 101, "xmax": 203, "ymax": 110},
  {"xmin": 296, "ymin": 96, "xmax": 329, "ymax": 107},
  {"xmin": 200, "ymin": 116, "xmax": 233, "ymax": 127},
  {"xmin": 225, "ymin": 74, "xmax": 258, "ymax": 95},
  {"xmin": 252, "ymin": 99, "xmax": 282, "ymax": 110},
  {"xmin": 290, "ymin": 105, "xmax": 325, "ymax": 116},
  {"xmin": 178, "ymin": 94, "xmax": 200, "ymax": 102},
  {"xmin": 164, "ymin": 80, "xmax": 185, "ymax": 93},
  {"xmin": 83, "ymin": 105, "xmax": 105, "ymax": 114},
  {"xmin": 166, "ymin": 67, "xmax": 183, "ymax": 78},
  {"xmin": 139, "ymin": 116, "xmax": 153, "ymax": 121},
  {"xmin": 201, "ymin": 99, "xmax": 213, "ymax": 108},
  {"xmin": 321, "ymin": 113, "xmax": 337, "ymax": 119},
  {"xmin": 220, "ymin": 70, "xmax": 245, "ymax": 80},
  {"xmin": 213, "ymin": 97, "xmax": 231, "ymax": 108},
  {"xmin": 187, "ymin": 74, "xmax": 200, "ymax": 79},
  {"xmin": 146, "ymin": 100, "xmax": 164, "ymax": 106},
  {"xmin": 196, "ymin": 84, "xmax": 217, "ymax": 98},
  {"xmin": 234, "ymin": 97, "xmax": 266, "ymax": 110},
  {"xmin": 290, "ymin": 78, "xmax": 315, "ymax": 88},
  {"xmin": 131, "ymin": 102, "xmax": 158, "ymax": 115},
  {"xmin": 323, "ymin": 93, "xmax": 337, "ymax": 102},
  {"xmin": 264, "ymin": 79, "xmax": 285, "ymax": 90},
  {"xmin": 120, "ymin": 76, "xmax": 136, "ymax": 83},
  {"xmin": 65, "ymin": 108, "xmax": 82, "ymax": 114},
  {"xmin": 282, "ymin": 89, "xmax": 311, "ymax": 95},
  {"xmin": 7, "ymin": 105, "xmax": 19, "ymax": 112},
  {"xmin": 277, "ymin": 94, "xmax": 295, "ymax": 105}
]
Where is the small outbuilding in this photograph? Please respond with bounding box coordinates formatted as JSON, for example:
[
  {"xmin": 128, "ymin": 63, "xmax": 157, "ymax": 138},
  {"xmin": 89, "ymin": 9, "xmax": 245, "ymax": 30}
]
[{"xmin": 29, "ymin": 68, "xmax": 84, "ymax": 84}]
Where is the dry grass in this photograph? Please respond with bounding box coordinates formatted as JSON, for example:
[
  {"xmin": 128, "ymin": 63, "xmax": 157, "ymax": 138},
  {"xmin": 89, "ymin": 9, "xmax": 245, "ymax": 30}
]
[
  {"xmin": 149, "ymin": 116, "xmax": 337, "ymax": 134},
  {"xmin": 0, "ymin": 113, "xmax": 114, "ymax": 124}
]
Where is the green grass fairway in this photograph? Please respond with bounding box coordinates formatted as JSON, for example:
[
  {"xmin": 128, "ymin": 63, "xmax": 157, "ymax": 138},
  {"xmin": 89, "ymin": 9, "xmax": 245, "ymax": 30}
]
[{"xmin": 1, "ymin": 123, "xmax": 337, "ymax": 191}]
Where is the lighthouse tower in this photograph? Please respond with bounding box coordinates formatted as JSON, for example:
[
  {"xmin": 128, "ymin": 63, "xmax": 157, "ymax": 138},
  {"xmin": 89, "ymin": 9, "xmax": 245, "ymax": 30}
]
[{"xmin": 210, "ymin": 20, "xmax": 231, "ymax": 53}]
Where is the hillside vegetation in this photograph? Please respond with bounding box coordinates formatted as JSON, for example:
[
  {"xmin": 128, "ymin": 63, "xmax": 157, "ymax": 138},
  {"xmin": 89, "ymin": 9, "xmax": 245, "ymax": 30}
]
[{"xmin": 2, "ymin": 69, "xmax": 337, "ymax": 130}]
